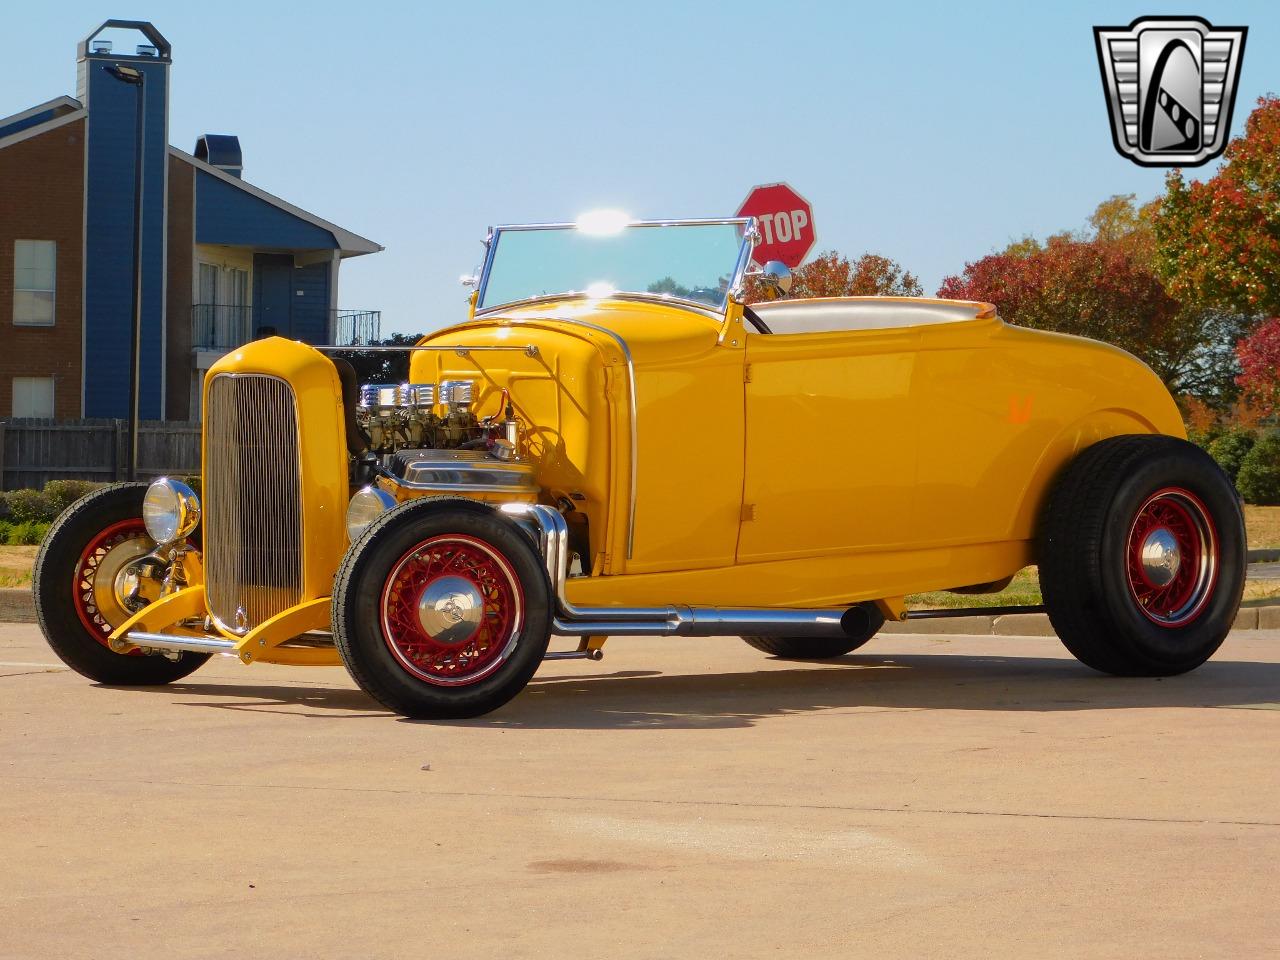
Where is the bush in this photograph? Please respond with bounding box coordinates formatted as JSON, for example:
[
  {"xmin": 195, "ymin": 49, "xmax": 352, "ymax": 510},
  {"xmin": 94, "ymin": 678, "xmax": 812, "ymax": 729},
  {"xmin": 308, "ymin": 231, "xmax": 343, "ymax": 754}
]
[
  {"xmin": 5, "ymin": 521, "xmax": 48, "ymax": 545},
  {"xmin": 1237, "ymin": 435, "xmax": 1280, "ymax": 506},
  {"xmin": 2, "ymin": 489, "xmax": 54, "ymax": 524},
  {"xmin": 1186, "ymin": 427, "xmax": 1220, "ymax": 451},
  {"xmin": 0, "ymin": 520, "xmax": 10, "ymax": 544},
  {"xmin": 42, "ymin": 479, "xmax": 98, "ymax": 515},
  {"xmin": 1207, "ymin": 430, "xmax": 1256, "ymax": 483}
]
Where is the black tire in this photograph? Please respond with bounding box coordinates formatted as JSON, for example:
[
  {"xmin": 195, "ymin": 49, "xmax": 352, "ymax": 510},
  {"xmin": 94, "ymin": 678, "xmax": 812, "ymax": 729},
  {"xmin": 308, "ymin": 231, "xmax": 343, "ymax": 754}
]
[
  {"xmin": 1037, "ymin": 435, "xmax": 1245, "ymax": 676},
  {"xmin": 743, "ymin": 603, "xmax": 885, "ymax": 659},
  {"xmin": 34, "ymin": 482, "xmax": 211, "ymax": 685},
  {"xmin": 332, "ymin": 498, "xmax": 552, "ymax": 719}
]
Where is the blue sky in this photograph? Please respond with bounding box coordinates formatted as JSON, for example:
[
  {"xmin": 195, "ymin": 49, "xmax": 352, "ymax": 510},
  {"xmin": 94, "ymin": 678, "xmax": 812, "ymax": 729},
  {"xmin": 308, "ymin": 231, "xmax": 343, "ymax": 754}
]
[{"xmin": 7, "ymin": 1, "xmax": 1278, "ymax": 335}]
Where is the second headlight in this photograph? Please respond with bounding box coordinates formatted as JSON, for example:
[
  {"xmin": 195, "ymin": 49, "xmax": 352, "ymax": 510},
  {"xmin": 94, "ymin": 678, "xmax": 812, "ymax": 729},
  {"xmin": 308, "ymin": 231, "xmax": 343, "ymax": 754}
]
[{"xmin": 346, "ymin": 486, "xmax": 398, "ymax": 542}]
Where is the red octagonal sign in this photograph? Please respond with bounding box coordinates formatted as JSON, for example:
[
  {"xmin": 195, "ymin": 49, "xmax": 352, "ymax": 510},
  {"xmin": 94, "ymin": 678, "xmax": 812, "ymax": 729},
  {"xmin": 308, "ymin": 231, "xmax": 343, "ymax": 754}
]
[{"xmin": 736, "ymin": 182, "xmax": 816, "ymax": 268}]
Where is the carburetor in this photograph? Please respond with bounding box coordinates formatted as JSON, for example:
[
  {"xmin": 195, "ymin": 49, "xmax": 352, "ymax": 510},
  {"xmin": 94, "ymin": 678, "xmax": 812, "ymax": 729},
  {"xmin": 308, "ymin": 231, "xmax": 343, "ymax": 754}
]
[{"xmin": 355, "ymin": 378, "xmax": 519, "ymax": 457}]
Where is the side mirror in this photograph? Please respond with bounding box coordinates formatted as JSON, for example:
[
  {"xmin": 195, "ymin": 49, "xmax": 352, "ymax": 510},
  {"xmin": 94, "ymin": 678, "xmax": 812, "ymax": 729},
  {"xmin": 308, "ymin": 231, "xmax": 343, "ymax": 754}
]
[{"xmin": 756, "ymin": 260, "xmax": 793, "ymax": 296}]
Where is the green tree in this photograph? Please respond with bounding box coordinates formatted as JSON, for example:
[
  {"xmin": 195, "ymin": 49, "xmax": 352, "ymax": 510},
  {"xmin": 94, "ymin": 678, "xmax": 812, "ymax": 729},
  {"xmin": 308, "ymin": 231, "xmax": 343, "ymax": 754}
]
[
  {"xmin": 1236, "ymin": 435, "xmax": 1280, "ymax": 506},
  {"xmin": 347, "ymin": 332, "xmax": 423, "ymax": 385}
]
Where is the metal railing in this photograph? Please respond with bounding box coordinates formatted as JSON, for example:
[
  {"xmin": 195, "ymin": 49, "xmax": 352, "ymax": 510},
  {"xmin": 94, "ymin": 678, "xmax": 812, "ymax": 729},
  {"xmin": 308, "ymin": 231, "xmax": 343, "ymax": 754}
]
[
  {"xmin": 191, "ymin": 305, "xmax": 381, "ymax": 350},
  {"xmin": 192, "ymin": 304, "xmax": 252, "ymax": 350},
  {"xmin": 334, "ymin": 309, "xmax": 381, "ymax": 345}
]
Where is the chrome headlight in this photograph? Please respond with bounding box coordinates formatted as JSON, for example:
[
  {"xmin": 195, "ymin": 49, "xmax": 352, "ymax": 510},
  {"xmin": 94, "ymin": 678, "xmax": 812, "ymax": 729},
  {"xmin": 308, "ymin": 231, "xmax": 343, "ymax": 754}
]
[
  {"xmin": 346, "ymin": 486, "xmax": 397, "ymax": 542},
  {"xmin": 143, "ymin": 478, "xmax": 201, "ymax": 546}
]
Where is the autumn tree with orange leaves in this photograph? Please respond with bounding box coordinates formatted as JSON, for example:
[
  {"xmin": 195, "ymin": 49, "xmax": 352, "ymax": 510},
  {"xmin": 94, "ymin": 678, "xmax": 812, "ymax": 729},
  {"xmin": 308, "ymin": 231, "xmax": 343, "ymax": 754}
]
[
  {"xmin": 1155, "ymin": 96, "xmax": 1280, "ymax": 317},
  {"xmin": 937, "ymin": 196, "xmax": 1247, "ymax": 400},
  {"xmin": 744, "ymin": 251, "xmax": 922, "ymax": 303}
]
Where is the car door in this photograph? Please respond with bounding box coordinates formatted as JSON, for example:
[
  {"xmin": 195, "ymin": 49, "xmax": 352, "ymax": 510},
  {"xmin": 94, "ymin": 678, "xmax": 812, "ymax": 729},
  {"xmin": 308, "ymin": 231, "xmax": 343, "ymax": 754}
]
[{"xmin": 737, "ymin": 327, "xmax": 921, "ymax": 562}]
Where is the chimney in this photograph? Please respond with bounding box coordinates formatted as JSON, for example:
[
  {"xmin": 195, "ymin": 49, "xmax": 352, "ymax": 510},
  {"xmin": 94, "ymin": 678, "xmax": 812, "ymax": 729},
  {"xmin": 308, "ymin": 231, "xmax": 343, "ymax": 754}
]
[{"xmin": 194, "ymin": 134, "xmax": 243, "ymax": 178}]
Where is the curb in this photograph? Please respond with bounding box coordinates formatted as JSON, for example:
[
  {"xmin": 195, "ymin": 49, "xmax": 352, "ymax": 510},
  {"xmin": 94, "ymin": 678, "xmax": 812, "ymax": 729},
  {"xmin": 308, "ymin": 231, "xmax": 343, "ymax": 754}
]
[
  {"xmin": 1248, "ymin": 549, "xmax": 1280, "ymax": 563},
  {"xmin": 1, "ymin": 587, "xmax": 1277, "ymax": 633},
  {"xmin": 882, "ymin": 602, "xmax": 1280, "ymax": 635},
  {"xmin": 0, "ymin": 588, "xmax": 36, "ymax": 623}
]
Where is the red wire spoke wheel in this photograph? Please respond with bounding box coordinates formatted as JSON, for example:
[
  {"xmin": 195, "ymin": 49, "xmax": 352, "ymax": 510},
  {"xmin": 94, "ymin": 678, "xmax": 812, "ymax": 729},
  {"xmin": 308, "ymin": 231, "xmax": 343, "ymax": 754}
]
[
  {"xmin": 1038, "ymin": 436, "xmax": 1244, "ymax": 677},
  {"xmin": 1124, "ymin": 487, "xmax": 1218, "ymax": 627},
  {"xmin": 333, "ymin": 502, "xmax": 552, "ymax": 718},
  {"xmin": 71, "ymin": 518, "xmax": 153, "ymax": 649},
  {"xmin": 380, "ymin": 534, "xmax": 525, "ymax": 686},
  {"xmin": 34, "ymin": 482, "xmax": 211, "ymax": 685}
]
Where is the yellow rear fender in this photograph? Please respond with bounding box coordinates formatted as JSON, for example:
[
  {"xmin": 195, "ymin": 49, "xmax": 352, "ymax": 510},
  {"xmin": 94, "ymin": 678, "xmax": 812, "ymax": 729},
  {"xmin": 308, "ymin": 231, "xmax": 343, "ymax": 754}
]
[{"xmin": 1009, "ymin": 407, "xmax": 1173, "ymax": 542}]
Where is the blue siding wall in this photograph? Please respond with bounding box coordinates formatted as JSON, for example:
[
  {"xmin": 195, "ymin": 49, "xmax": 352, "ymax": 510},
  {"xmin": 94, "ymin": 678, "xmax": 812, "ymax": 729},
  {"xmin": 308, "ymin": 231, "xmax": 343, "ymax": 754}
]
[
  {"xmin": 82, "ymin": 57, "xmax": 168, "ymax": 418},
  {"xmin": 0, "ymin": 107, "xmax": 61, "ymax": 141},
  {"xmin": 196, "ymin": 172, "xmax": 338, "ymax": 249}
]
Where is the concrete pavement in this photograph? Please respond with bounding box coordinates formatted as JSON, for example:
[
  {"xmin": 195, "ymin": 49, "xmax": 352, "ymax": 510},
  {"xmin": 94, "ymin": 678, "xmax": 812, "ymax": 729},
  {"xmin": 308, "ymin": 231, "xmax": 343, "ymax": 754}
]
[{"xmin": 1, "ymin": 623, "xmax": 1277, "ymax": 959}]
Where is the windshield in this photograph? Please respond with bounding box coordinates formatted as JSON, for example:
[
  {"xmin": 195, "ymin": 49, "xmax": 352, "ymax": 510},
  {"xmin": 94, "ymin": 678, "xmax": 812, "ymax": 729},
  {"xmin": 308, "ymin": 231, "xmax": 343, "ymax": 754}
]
[{"xmin": 476, "ymin": 220, "xmax": 753, "ymax": 313}]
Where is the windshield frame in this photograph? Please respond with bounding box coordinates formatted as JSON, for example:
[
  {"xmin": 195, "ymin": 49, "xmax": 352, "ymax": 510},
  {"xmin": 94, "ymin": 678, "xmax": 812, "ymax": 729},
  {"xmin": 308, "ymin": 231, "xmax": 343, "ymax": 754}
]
[{"xmin": 473, "ymin": 217, "xmax": 759, "ymax": 320}]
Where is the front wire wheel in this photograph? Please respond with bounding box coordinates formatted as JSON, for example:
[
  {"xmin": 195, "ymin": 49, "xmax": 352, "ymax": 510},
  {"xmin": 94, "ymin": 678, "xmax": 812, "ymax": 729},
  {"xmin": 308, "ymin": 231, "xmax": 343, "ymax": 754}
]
[
  {"xmin": 380, "ymin": 535, "xmax": 526, "ymax": 686},
  {"xmin": 72, "ymin": 518, "xmax": 153, "ymax": 648},
  {"xmin": 34, "ymin": 483, "xmax": 211, "ymax": 685},
  {"xmin": 333, "ymin": 500, "xmax": 552, "ymax": 719}
]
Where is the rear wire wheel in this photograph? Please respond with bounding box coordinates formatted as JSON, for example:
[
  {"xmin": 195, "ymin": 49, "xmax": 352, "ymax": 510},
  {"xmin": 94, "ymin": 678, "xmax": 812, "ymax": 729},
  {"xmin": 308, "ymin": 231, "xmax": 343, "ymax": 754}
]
[
  {"xmin": 1038, "ymin": 435, "xmax": 1245, "ymax": 676},
  {"xmin": 333, "ymin": 500, "xmax": 552, "ymax": 719}
]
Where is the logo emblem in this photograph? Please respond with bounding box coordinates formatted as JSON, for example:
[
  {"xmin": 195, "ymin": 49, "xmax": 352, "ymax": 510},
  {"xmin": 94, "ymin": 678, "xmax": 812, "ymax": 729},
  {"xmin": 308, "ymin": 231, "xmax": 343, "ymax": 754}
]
[{"xmin": 1094, "ymin": 16, "xmax": 1247, "ymax": 166}]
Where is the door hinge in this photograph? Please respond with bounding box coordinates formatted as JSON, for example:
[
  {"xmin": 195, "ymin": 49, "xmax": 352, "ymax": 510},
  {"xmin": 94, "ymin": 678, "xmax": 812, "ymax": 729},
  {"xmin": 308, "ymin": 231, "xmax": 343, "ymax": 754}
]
[
  {"xmin": 743, "ymin": 363, "xmax": 752, "ymax": 384},
  {"xmin": 740, "ymin": 503, "xmax": 756, "ymax": 522},
  {"xmin": 604, "ymin": 366, "xmax": 624, "ymax": 400}
]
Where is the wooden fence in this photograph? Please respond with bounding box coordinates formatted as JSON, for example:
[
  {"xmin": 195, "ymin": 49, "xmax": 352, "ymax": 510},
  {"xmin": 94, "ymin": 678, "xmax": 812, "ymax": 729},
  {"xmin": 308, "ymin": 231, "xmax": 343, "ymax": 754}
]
[{"xmin": 0, "ymin": 419, "xmax": 202, "ymax": 491}]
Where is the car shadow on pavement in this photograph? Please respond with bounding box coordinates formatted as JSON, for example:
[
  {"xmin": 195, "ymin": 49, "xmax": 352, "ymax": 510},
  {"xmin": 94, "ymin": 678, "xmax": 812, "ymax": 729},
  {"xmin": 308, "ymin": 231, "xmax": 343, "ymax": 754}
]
[
  {"xmin": 132, "ymin": 669, "xmax": 666, "ymax": 719},
  {"xmin": 133, "ymin": 653, "xmax": 1280, "ymax": 728},
  {"xmin": 461, "ymin": 653, "xmax": 1280, "ymax": 730}
]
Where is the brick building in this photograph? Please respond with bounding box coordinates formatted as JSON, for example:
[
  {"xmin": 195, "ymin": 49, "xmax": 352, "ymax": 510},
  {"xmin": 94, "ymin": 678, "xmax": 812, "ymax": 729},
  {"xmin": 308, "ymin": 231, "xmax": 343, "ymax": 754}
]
[{"xmin": 0, "ymin": 19, "xmax": 381, "ymax": 421}]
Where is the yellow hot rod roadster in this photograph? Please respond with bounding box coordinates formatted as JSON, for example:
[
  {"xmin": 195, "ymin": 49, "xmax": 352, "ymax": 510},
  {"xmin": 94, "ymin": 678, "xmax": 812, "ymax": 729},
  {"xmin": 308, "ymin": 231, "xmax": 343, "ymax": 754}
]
[{"xmin": 35, "ymin": 217, "xmax": 1246, "ymax": 718}]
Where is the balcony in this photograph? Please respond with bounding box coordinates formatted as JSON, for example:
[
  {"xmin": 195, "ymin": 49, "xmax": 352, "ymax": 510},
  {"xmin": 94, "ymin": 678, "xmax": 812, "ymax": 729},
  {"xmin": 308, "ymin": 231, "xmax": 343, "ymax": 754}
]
[
  {"xmin": 191, "ymin": 305, "xmax": 382, "ymax": 351},
  {"xmin": 334, "ymin": 309, "xmax": 381, "ymax": 346},
  {"xmin": 191, "ymin": 304, "xmax": 252, "ymax": 351}
]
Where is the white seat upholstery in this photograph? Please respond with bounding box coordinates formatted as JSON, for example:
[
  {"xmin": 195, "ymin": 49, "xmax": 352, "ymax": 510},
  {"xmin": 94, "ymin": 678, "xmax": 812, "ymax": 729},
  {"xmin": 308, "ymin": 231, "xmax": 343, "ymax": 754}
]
[{"xmin": 752, "ymin": 297, "xmax": 992, "ymax": 334}]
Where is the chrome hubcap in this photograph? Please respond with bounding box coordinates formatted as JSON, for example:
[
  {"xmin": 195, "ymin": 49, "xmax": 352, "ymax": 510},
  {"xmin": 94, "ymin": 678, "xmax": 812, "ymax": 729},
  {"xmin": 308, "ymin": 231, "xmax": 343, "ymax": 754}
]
[
  {"xmin": 417, "ymin": 575, "xmax": 484, "ymax": 645},
  {"xmin": 1139, "ymin": 527, "xmax": 1182, "ymax": 587},
  {"xmin": 1125, "ymin": 487, "xmax": 1219, "ymax": 627}
]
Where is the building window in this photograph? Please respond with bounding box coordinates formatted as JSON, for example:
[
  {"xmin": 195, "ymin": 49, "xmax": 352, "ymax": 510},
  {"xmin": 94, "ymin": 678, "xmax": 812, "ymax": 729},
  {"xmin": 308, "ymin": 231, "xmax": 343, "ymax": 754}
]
[
  {"xmin": 13, "ymin": 240, "xmax": 56, "ymax": 326},
  {"xmin": 12, "ymin": 377, "xmax": 55, "ymax": 417}
]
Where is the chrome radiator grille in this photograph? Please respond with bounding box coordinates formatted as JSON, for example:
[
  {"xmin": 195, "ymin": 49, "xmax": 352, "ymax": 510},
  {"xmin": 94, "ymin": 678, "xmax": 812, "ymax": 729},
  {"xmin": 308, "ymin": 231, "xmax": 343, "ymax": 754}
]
[{"xmin": 204, "ymin": 374, "xmax": 304, "ymax": 634}]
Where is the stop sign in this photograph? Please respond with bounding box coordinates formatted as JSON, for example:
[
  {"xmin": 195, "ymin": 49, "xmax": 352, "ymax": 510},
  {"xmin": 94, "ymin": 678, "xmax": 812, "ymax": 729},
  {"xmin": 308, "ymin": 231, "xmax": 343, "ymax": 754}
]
[{"xmin": 736, "ymin": 182, "xmax": 816, "ymax": 268}]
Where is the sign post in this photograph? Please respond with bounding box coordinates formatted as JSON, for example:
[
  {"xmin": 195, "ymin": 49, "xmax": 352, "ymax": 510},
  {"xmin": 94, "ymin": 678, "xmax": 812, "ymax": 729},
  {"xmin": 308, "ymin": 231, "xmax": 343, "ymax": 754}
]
[{"xmin": 736, "ymin": 183, "xmax": 816, "ymax": 268}]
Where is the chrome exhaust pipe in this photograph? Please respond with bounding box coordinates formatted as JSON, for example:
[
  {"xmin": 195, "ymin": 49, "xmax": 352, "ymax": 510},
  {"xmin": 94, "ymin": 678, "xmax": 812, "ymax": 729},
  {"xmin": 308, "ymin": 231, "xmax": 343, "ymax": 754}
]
[
  {"xmin": 503, "ymin": 503, "xmax": 867, "ymax": 640},
  {"xmin": 551, "ymin": 606, "xmax": 860, "ymax": 638}
]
